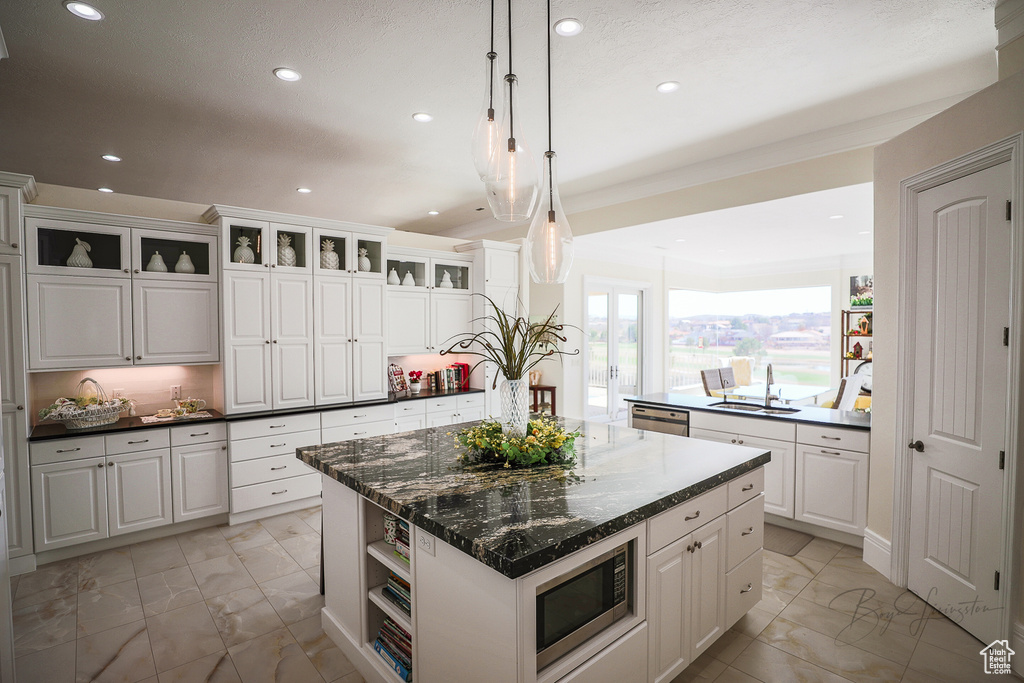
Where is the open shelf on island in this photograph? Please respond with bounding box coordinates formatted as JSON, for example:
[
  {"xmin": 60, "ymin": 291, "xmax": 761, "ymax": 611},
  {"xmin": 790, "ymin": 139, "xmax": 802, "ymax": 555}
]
[
  {"xmin": 367, "ymin": 539, "xmax": 412, "ymax": 583},
  {"xmin": 368, "ymin": 584, "xmax": 413, "ymax": 632}
]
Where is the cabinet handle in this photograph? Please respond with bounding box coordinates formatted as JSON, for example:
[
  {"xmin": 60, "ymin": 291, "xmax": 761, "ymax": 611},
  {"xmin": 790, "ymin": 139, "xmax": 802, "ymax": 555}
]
[
  {"xmin": 684, "ymin": 511, "xmax": 700, "ymax": 521},
  {"xmin": 694, "ymin": 540, "xmax": 702, "ymax": 549},
  {"xmin": 128, "ymin": 439, "xmax": 149, "ymax": 444},
  {"xmin": 820, "ymin": 449, "xmax": 841, "ymax": 456},
  {"xmin": 271, "ymin": 489, "xmax": 287, "ymax": 495},
  {"xmin": 270, "ymin": 465, "xmax": 288, "ymax": 471},
  {"xmin": 352, "ymin": 414, "xmax": 367, "ymax": 418},
  {"xmin": 10, "ymin": 243, "xmax": 17, "ymax": 249},
  {"xmin": 190, "ymin": 432, "xmax": 209, "ymax": 437},
  {"xmin": 686, "ymin": 544, "xmax": 693, "ymax": 553},
  {"xmin": 132, "ymin": 269, "xmax": 138, "ymax": 274},
  {"xmin": 136, "ymin": 355, "xmax": 142, "ymax": 360},
  {"xmin": 741, "ymin": 483, "xmax": 754, "ymax": 491},
  {"xmin": 821, "ymin": 435, "xmax": 841, "ymax": 441},
  {"xmin": 353, "ymin": 431, "xmax": 366, "ymax": 435},
  {"xmin": 730, "ymin": 439, "xmax": 737, "ymax": 444},
  {"xmin": 126, "ymin": 357, "xmax": 132, "ymax": 361},
  {"xmin": 107, "ymin": 461, "xmax": 113, "ymax": 467},
  {"xmin": 57, "ymin": 447, "xmax": 81, "ymax": 453},
  {"xmin": 270, "ymin": 443, "xmax": 287, "ymax": 448},
  {"xmin": 269, "ymin": 424, "xmax": 286, "ymax": 428},
  {"xmin": 16, "ymin": 405, "xmax": 23, "ymax": 410},
  {"xmin": 740, "ymin": 583, "xmax": 754, "ymax": 594},
  {"xmin": 97, "ymin": 463, "xmax": 103, "ymax": 468},
  {"xmin": 273, "ymin": 340, "xmax": 277, "ymax": 344},
  {"xmin": 742, "ymin": 527, "xmax": 754, "ymax": 536}
]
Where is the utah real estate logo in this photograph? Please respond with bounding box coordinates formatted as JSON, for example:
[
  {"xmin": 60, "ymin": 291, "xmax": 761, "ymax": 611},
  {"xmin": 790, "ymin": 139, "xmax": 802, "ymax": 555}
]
[{"xmin": 980, "ymin": 640, "xmax": 1014, "ymax": 675}]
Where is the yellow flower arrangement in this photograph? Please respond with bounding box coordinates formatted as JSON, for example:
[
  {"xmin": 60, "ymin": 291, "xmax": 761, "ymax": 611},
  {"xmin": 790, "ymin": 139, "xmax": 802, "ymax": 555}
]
[{"xmin": 455, "ymin": 418, "xmax": 581, "ymax": 468}]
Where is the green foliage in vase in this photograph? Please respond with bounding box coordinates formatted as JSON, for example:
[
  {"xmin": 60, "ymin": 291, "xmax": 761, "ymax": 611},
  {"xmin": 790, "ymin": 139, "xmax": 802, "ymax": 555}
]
[{"xmin": 455, "ymin": 418, "xmax": 581, "ymax": 468}]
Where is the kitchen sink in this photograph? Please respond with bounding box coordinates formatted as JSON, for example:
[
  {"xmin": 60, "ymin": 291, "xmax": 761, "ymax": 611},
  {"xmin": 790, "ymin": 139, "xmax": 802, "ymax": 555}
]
[
  {"xmin": 709, "ymin": 402, "xmax": 764, "ymax": 412},
  {"xmin": 762, "ymin": 407, "xmax": 801, "ymax": 414}
]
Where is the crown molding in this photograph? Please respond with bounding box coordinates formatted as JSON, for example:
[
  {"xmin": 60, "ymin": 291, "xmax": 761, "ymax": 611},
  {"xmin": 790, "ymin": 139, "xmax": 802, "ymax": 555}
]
[
  {"xmin": 454, "ymin": 239, "xmax": 520, "ymax": 253},
  {"xmin": 0, "ymin": 171, "xmax": 38, "ymax": 202},
  {"xmin": 996, "ymin": 0, "xmax": 1024, "ymax": 49},
  {"xmin": 23, "ymin": 204, "xmax": 216, "ymax": 234},
  {"xmin": 203, "ymin": 204, "xmax": 393, "ymax": 236}
]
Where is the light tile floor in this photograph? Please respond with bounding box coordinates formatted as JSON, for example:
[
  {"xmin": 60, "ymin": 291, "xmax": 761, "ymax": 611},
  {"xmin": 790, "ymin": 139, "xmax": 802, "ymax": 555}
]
[
  {"xmin": 672, "ymin": 537, "xmax": 1022, "ymax": 683},
  {"xmin": 11, "ymin": 514, "xmax": 1021, "ymax": 682},
  {"xmin": 11, "ymin": 506, "xmax": 364, "ymax": 683}
]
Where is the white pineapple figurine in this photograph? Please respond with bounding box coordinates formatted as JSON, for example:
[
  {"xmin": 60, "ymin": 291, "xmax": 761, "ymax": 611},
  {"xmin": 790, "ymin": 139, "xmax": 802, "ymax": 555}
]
[
  {"xmin": 357, "ymin": 247, "xmax": 372, "ymax": 272},
  {"xmin": 277, "ymin": 233, "xmax": 296, "ymax": 267},
  {"xmin": 320, "ymin": 239, "xmax": 340, "ymax": 270},
  {"xmin": 233, "ymin": 236, "xmax": 255, "ymax": 264}
]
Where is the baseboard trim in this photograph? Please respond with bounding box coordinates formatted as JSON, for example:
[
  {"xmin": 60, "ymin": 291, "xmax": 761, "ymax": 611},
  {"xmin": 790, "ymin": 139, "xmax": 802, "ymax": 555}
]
[
  {"xmin": 9, "ymin": 554, "xmax": 36, "ymax": 576},
  {"xmin": 764, "ymin": 514, "xmax": 864, "ymax": 548},
  {"xmin": 228, "ymin": 496, "xmax": 321, "ymax": 525},
  {"xmin": 862, "ymin": 527, "xmax": 893, "ymax": 581},
  {"xmin": 322, "ymin": 607, "xmax": 389, "ymax": 683}
]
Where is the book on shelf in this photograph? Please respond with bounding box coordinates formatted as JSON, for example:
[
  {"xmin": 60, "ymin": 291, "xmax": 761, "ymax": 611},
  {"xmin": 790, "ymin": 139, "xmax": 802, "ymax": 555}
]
[
  {"xmin": 382, "ymin": 584, "xmax": 411, "ymax": 616},
  {"xmin": 374, "ymin": 639, "xmax": 412, "ymax": 682}
]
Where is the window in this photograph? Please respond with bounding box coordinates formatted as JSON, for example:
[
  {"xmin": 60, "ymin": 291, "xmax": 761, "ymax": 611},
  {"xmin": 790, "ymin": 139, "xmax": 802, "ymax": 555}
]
[{"xmin": 667, "ymin": 286, "xmax": 832, "ymax": 393}]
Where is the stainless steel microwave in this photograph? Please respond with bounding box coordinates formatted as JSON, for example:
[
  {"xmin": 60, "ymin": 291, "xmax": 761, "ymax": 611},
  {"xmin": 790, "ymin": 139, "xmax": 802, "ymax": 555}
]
[{"xmin": 535, "ymin": 541, "xmax": 632, "ymax": 670}]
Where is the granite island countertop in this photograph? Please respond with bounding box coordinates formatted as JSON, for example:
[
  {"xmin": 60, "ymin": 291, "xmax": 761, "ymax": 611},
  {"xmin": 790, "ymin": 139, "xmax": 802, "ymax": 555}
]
[
  {"xmin": 298, "ymin": 417, "xmax": 769, "ymax": 579},
  {"xmin": 626, "ymin": 393, "xmax": 871, "ymax": 431}
]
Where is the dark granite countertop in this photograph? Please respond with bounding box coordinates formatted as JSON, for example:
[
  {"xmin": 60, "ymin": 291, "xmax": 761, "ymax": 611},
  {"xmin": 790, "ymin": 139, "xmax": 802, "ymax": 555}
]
[
  {"xmin": 29, "ymin": 410, "xmax": 227, "ymax": 442},
  {"xmin": 222, "ymin": 387, "xmax": 485, "ymax": 421},
  {"xmin": 625, "ymin": 393, "xmax": 871, "ymax": 431},
  {"xmin": 298, "ymin": 418, "xmax": 769, "ymax": 579}
]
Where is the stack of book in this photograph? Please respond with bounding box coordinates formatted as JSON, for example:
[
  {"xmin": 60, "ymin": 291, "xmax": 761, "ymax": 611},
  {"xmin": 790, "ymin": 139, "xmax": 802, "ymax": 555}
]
[
  {"xmin": 426, "ymin": 364, "xmax": 469, "ymax": 393},
  {"xmin": 374, "ymin": 616, "xmax": 412, "ymax": 682},
  {"xmin": 394, "ymin": 518, "xmax": 410, "ymax": 565},
  {"xmin": 381, "ymin": 570, "xmax": 411, "ymax": 616}
]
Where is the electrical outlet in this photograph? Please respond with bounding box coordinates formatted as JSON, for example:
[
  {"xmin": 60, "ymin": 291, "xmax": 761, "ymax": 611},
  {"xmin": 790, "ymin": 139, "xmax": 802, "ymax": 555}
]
[
  {"xmin": 415, "ymin": 528, "xmax": 435, "ymax": 556},
  {"xmin": 111, "ymin": 388, "xmax": 125, "ymax": 399},
  {"xmin": 170, "ymin": 385, "xmax": 181, "ymax": 400}
]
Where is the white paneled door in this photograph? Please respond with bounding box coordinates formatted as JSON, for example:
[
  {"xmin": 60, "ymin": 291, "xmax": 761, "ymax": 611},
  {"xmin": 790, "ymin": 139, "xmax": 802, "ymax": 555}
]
[
  {"xmin": 908, "ymin": 160, "xmax": 1011, "ymax": 644},
  {"xmin": 585, "ymin": 282, "xmax": 645, "ymax": 422}
]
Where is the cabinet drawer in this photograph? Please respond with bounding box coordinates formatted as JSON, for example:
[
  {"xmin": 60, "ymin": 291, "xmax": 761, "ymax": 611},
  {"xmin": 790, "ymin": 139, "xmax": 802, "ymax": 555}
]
[
  {"xmin": 647, "ymin": 485, "xmax": 727, "ymax": 555},
  {"xmin": 393, "ymin": 401, "xmax": 426, "ymax": 419},
  {"xmin": 230, "ymin": 473, "xmax": 321, "ymax": 513},
  {"xmin": 229, "ymin": 429, "xmax": 322, "ymax": 463},
  {"xmin": 727, "ymin": 495, "xmax": 764, "ymax": 570},
  {"xmin": 170, "ymin": 422, "xmax": 227, "ymax": 447},
  {"xmin": 796, "ymin": 424, "xmax": 869, "ymax": 453},
  {"xmin": 457, "ymin": 393, "xmax": 485, "ymax": 409},
  {"xmin": 689, "ymin": 411, "xmax": 796, "ymax": 442},
  {"xmin": 30, "ymin": 435, "xmax": 105, "ymax": 466},
  {"xmin": 231, "ymin": 453, "xmax": 317, "ymax": 488},
  {"xmin": 322, "ymin": 419, "xmax": 394, "ymax": 443},
  {"xmin": 725, "ymin": 549, "xmax": 763, "ymax": 627},
  {"xmin": 424, "ymin": 396, "xmax": 457, "ymax": 414},
  {"xmin": 227, "ymin": 412, "xmax": 320, "ymax": 441},
  {"xmin": 321, "ymin": 403, "xmax": 393, "ymax": 429},
  {"xmin": 105, "ymin": 429, "xmax": 170, "ymax": 455},
  {"xmin": 727, "ymin": 467, "xmax": 764, "ymax": 509}
]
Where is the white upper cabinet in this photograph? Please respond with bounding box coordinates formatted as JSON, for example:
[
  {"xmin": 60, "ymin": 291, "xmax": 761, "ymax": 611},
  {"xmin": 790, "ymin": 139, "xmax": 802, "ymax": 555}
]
[
  {"xmin": 0, "ymin": 187, "xmax": 21, "ymax": 255},
  {"xmin": 352, "ymin": 280, "xmax": 386, "ymax": 401},
  {"xmin": 132, "ymin": 280, "xmax": 219, "ymax": 365},
  {"xmin": 270, "ymin": 274, "xmax": 315, "ymax": 409},
  {"xmin": 387, "ymin": 290, "xmax": 430, "ymax": 355},
  {"xmin": 131, "ymin": 229, "xmax": 217, "ymax": 282},
  {"xmin": 223, "ymin": 271, "xmax": 273, "ymax": 413},
  {"xmin": 314, "ymin": 277, "xmax": 353, "ymax": 405},
  {"xmin": 26, "ymin": 218, "xmax": 131, "ymax": 278},
  {"xmin": 484, "ymin": 249, "xmax": 519, "ymax": 289},
  {"xmin": 314, "ymin": 228, "xmax": 386, "ymax": 279},
  {"xmin": 270, "ymin": 223, "xmax": 313, "ymax": 272},
  {"xmin": 222, "ymin": 218, "xmax": 270, "ymax": 272}
]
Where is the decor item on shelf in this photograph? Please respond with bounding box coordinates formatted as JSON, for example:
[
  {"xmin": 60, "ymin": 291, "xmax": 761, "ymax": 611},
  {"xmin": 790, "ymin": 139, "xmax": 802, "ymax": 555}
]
[
  {"xmin": 529, "ymin": 369, "xmax": 542, "ymax": 386},
  {"xmin": 851, "ymin": 341, "xmax": 863, "ymax": 359},
  {"xmin": 524, "ymin": 0, "xmax": 574, "ymax": 284},
  {"xmin": 440, "ymin": 294, "xmax": 578, "ymax": 438},
  {"xmin": 320, "ymin": 239, "xmax": 340, "ymax": 270},
  {"xmin": 409, "ymin": 370, "xmax": 423, "ymax": 394},
  {"xmin": 145, "ymin": 251, "xmax": 168, "ymax": 272},
  {"xmin": 277, "ymin": 233, "xmax": 296, "ymax": 267},
  {"xmin": 357, "ymin": 247, "xmax": 372, "ymax": 272},
  {"xmin": 233, "ymin": 236, "xmax": 255, "ymax": 264},
  {"xmin": 484, "ymin": 0, "xmax": 538, "ymax": 221},
  {"xmin": 66, "ymin": 237, "xmax": 93, "ymax": 268},
  {"xmin": 175, "ymin": 251, "xmax": 195, "ymax": 274},
  {"xmin": 470, "ymin": 0, "xmax": 499, "ymax": 179},
  {"xmin": 383, "ymin": 513, "xmax": 398, "ymax": 545},
  {"xmin": 173, "ymin": 397, "xmax": 206, "ymax": 414},
  {"xmin": 37, "ymin": 377, "xmax": 129, "ymax": 430},
  {"xmin": 858, "ymin": 313, "xmax": 872, "ymax": 335},
  {"xmin": 387, "ymin": 268, "xmax": 401, "ymax": 285},
  {"xmin": 850, "ymin": 274, "xmax": 873, "ymax": 309},
  {"xmin": 388, "ymin": 363, "xmax": 408, "ymax": 393},
  {"xmin": 454, "ymin": 417, "xmax": 580, "ymax": 469},
  {"xmin": 439, "ymin": 270, "xmax": 454, "ymax": 288},
  {"xmin": 402, "ymin": 271, "xmax": 415, "ymax": 286}
]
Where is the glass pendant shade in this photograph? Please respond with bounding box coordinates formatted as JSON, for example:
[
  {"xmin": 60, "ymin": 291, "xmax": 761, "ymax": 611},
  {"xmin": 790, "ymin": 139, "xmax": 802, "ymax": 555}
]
[
  {"xmin": 526, "ymin": 151, "xmax": 573, "ymax": 283},
  {"xmin": 471, "ymin": 54, "xmax": 500, "ymax": 179},
  {"xmin": 485, "ymin": 74, "xmax": 538, "ymax": 222}
]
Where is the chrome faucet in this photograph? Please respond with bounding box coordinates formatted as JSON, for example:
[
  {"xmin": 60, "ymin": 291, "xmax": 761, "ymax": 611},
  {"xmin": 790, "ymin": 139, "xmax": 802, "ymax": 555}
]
[{"xmin": 765, "ymin": 364, "xmax": 779, "ymax": 408}]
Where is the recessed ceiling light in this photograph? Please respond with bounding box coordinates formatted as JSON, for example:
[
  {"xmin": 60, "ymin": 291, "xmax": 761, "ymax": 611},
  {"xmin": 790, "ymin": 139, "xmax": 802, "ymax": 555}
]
[
  {"xmin": 829, "ymin": 214, "xmax": 844, "ymax": 220},
  {"xmin": 674, "ymin": 238, "xmax": 686, "ymax": 242},
  {"xmin": 296, "ymin": 187, "xmax": 312, "ymax": 194},
  {"xmin": 427, "ymin": 210, "xmax": 439, "ymax": 216},
  {"xmin": 656, "ymin": 81, "xmax": 680, "ymax": 94},
  {"xmin": 273, "ymin": 68, "xmax": 302, "ymax": 82},
  {"xmin": 64, "ymin": 1, "xmax": 103, "ymax": 21},
  {"xmin": 412, "ymin": 112, "xmax": 433, "ymax": 123},
  {"xmin": 98, "ymin": 187, "xmax": 113, "ymax": 193},
  {"xmin": 553, "ymin": 18, "xmax": 583, "ymax": 37},
  {"xmin": 101, "ymin": 154, "xmax": 121, "ymax": 162},
  {"xmin": 858, "ymin": 230, "xmax": 871, "ymax": 235}
]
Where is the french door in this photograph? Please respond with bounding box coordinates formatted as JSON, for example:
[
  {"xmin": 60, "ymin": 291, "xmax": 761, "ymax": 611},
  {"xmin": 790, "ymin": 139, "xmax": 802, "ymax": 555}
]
[{"xmin": 585, "ymin": 280, "xmax": 646, "ymax": 422}]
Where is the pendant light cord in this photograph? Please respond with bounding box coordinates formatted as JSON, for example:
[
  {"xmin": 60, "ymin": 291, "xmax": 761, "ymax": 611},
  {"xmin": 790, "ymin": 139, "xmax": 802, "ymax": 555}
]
[
  {"xmin": 507, "ymin": 0, "xmax": 515, "ymax": 148},
  {"xmin": 487, "ymin": 0, "xmax": 495, "ymax": 116},
  {"xmin": 547, "ymin": 0, "xmax": 552, "ymax": 154},
  {"xmin": 546, "ymin": 0, "xmax": 554, "ymax": 214}
]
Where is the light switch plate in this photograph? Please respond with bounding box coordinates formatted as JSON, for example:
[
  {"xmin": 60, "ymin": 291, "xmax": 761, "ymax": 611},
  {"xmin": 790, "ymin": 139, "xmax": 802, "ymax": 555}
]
[{"xmin": 415, "ymin": 528, "xmax": 435, "ymax": 556}]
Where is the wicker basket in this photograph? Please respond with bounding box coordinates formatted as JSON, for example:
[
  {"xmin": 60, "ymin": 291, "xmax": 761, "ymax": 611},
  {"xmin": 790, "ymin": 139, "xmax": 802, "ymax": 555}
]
[{"xmin": 42, "ymin": 377, "xmax": 124, "ymax": 430}]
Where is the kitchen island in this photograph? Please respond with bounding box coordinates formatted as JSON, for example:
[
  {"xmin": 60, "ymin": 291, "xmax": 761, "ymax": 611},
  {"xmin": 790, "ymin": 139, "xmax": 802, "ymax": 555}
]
[{"xmin": 299, "ymin": 418, "xmax": 770, "ymax": 683}]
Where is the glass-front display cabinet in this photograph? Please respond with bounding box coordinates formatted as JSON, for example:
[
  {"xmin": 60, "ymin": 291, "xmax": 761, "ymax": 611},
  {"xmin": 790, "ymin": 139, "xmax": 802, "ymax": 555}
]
[
  {"xmin": 222, "ymin": 218, "xmax": 269, "ymax": 271},
  {"xmin": 270, "ymin": 223, "xmax": 313, "ymax": 272},
  {"xmin": 431, "ymin": 258, "xmax": 471, "ymax": 292},
  {"xmin": 26, "ymin": 218, "xmax": 130, "ymax": 278},
  {"xmin": 131, "ymin": 229, "xmax": 218, "ymax": 281},
  {"xmin": 386, "ymin": 251, "xmax": 428, "ymax": 288},
  {"xmin": 352, "ymin": 233, "xmax": 385, "ymax": 279}
]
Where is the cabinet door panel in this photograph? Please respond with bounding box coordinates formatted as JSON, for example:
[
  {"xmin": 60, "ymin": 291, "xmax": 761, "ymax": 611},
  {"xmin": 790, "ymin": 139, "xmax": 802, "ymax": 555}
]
[
  {"xmin": 224, "ymin": 273, "xmax": 271, "ymax": 413},
  {"xmin": 271, "ymin": 275, "xmax": 314, "ymax": 409},
  {"xmin": 314, "ymin": 277, "xmax": 352, "ymax": 404},
  {"xmin": 107, "ymin": 450, "xmax": 172, "ymax": 536},
  {"xmin": 689, "ymin": 516, "xmax": 727, "ymax": 657},
  {"xmin": 430, "ymin": 294, "xmax": 472, "ymax": 351},
  {"xmin": 32, "ymin": 457, "xmax": 107, "ymax": 550},
  {"xmin": 133, "ymin": 280, "xmax": 219, "ymax": 364},
  {"xmin": 0, "ymin": 187, "xmax": 20, "ymax": 254},
  {"xmin": 1, "ymin": 411, "xmax": 31, "ymax": 557},
  {"xmin": 484, "ymin": 249, "xmax": 519, "ymax": 289},
  {"xmin": 353, "ymin": 280, "xmax": 386, "ymax": 339},
  {"xmin": 27, "ymin": 275, "xmax": 132, "ymax": 370},
  {"xmin": 0, "ymin": 257, "xmax": 27, "ymax": 406},
  {"xmin": 353, "ymin": 340, "xmax": 386, "ymax": 402},
  {"xmin": 386, "ymin": 290, "xmax": 429, "ymax": 355},
  {"xmin": 795, "ymin": 445, "xmax": 867, "ymax": 534},
  {"xmin": 737, "ymin": 435, "xmax": 794, "ymax": 520},
  {"xmin": 171, "ymin": 443, "xmax": 228, "ymax": 521},
  {"xmin": 227, "ymin": 345, "xmax": 272, "ymax": 413},
  {"xmin": 647, "ymin": 536, "xmax": 690, "ymax": 683}
]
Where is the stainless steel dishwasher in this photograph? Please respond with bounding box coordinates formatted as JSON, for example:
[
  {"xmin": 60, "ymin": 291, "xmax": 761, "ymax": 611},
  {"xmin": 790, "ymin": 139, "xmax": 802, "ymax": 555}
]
[{"xmin": 628, "ymin": 404, "xmax": 689, "ymax": 436}]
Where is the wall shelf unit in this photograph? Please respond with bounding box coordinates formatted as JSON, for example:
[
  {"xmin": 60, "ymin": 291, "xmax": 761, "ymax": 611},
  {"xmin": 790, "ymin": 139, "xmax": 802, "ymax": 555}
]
[{"xmin": 840, "ymin": 309, "xmax": 872, "ymax": 377}]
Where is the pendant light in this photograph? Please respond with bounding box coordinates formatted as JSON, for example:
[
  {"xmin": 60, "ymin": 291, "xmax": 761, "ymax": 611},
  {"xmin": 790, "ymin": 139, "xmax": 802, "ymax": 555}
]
[
  {"xmin": 471, "ymin": 0, "xmax": 500, "ymax": 179},
  {"xmin": 525, "ymin": 0, "xmax": 574, "ymax": 283},
  {"xmin": 484, "ymin": 0, "xmax": 538, "ymax": 222}
]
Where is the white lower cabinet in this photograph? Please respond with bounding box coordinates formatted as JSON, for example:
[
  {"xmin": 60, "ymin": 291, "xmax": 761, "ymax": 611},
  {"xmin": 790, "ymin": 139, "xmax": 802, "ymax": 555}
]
[
  {"xmin": 170, "ymin": 424, "xmax": 228, "ymax": 522},
  {"xmin": 424, "ymin": 393, "xmax": 486, "ymax": 427},
  {"xmin": 106, "ymin": 449, "xmax": 172, "ymax": 536},
  {"xmin": 227, "ymin": 414, "xmax": 322, "ymax": 515},
  {"xmin": 795, "ymin": 444, "xmax": 867, "ymax": 534},
  {"xmin": 32, "ymin": 456, "xmax": 109, "ymax": 550},
  {"xmin": 557, "ymin": 623, "xmax": 649, "ymax": 683}
]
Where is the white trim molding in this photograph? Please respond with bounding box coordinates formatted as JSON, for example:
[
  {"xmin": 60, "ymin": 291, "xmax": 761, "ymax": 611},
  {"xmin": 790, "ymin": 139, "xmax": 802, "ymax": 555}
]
[
  {"xmin": 0, "ymin": 171, "xmax": 38, "ymax": 203},
  {"xmin": 996, "ymin": 0, "xmax": 1024, "ymax": 49},
  {"xmin": 23, "ymin": 203, "xmax": 216, "ymax": 234},
  {"xmin": 204, "ymin": 204, "xmax": 392, "ymax": 236},
  {"xmin": 862, "ymin": 528, "xmax": 893, "ymax": 580}
]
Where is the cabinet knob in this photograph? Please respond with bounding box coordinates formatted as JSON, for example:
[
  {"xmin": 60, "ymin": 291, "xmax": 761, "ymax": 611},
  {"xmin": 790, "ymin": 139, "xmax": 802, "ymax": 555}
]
[
  {"xmin": 126, "ymin": 356, "xmax": 131, "ymax": 361},
  {"xmin": 265, "ymin": 340, "xmax": 270, "ymax": 344},
  {"xmin": 136, "ymin": 355, "xmax": 142, "ymax": 360},
  {"xmin": 273, "ymin": 340, "xmax": 277, "ymax": 344},
  {"xmin": 354, "ymin": 339, "xmax": 358, "ymax": 342},
  {"xmin": 264, "ymin": 263, "xmax": 270, "ymax": 268},
  {"xmin": 737, "ymin": 439, "xmax": 743, "ymax": 444},
  {"xmin": 686, "ymin": 544, "xmax": 693, "ymax": 553},
  {"xmin": 694, "ymin": 540, "xmax": 702, "ymax": 550},
  {"xmin": 16, "ymin": 405, "xmax": 23, "ymax": 411},
  {"xmin": 132, "ymin": 269, "xmax": 139, "ymax": 274},
  {"xmin": 97, "ymin": 463, "xmax": 103, "ymax": 468},
  {"xmin": 10, "ymin": 243, "xmax": 17, "ymax": 249},
  {"xmin": 730, "ymin": 439, "xmax": 737, "ymax": 444},
  {"xmin": 107, "ymin": 461, "xmax": 113, "ymax": 467}
]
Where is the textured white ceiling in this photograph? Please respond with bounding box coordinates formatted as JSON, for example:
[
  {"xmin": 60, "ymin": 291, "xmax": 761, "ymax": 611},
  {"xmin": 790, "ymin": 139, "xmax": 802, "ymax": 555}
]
[{"xmin": 0, "ymin": 1, "xmax": 997, "ymax": 235}]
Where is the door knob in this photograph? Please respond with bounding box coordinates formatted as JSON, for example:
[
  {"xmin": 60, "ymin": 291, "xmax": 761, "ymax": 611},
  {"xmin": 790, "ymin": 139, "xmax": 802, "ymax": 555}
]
[{"xmin": 909, "ymin": 440, "xmax": 924, "ymax": 452}]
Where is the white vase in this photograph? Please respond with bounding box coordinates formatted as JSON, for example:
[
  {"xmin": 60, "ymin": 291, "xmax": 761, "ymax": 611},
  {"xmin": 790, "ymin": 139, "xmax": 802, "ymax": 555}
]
[
  {"xmin": 175, "ymin": 251, "xmax": 195, "ymax": 274},
  {"xmin": 402, "ymin": 271, "xmax": 415, "ymax": 286},
  {"xmin": 146, "ymin": 251, "xmax": 168, "ymax": 272},
  {"xmin": 439, "ymin": 270, "xmax": 454, "ymax": 288},
  {"xmin": 387, "ymin": 268, "xmax": 401, "ymax": 285},
  {"xmin": 234, "ymin": 236, "xmax": 255, "ymax": 264},
  {"xmin": 278, "ymin": 234, "xmax": 296, "ymax": 267},
  {"xmin": 66, "ymin": 238, "xmax": 93, "ymax": 268},
  {"xmin": 410, "ymin": 381, "xmax": 421, "ymax": 394},
  {"xmin": 320, "ymin": 239, "xmax": 340, "ymax": 270},
  {"xmin": 357, "ymin": 247, "xmax": 372, "ymax": 272},
  {"xmin": 500, "ymin": 378, "xmax": 529, "ymax": 438}
]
